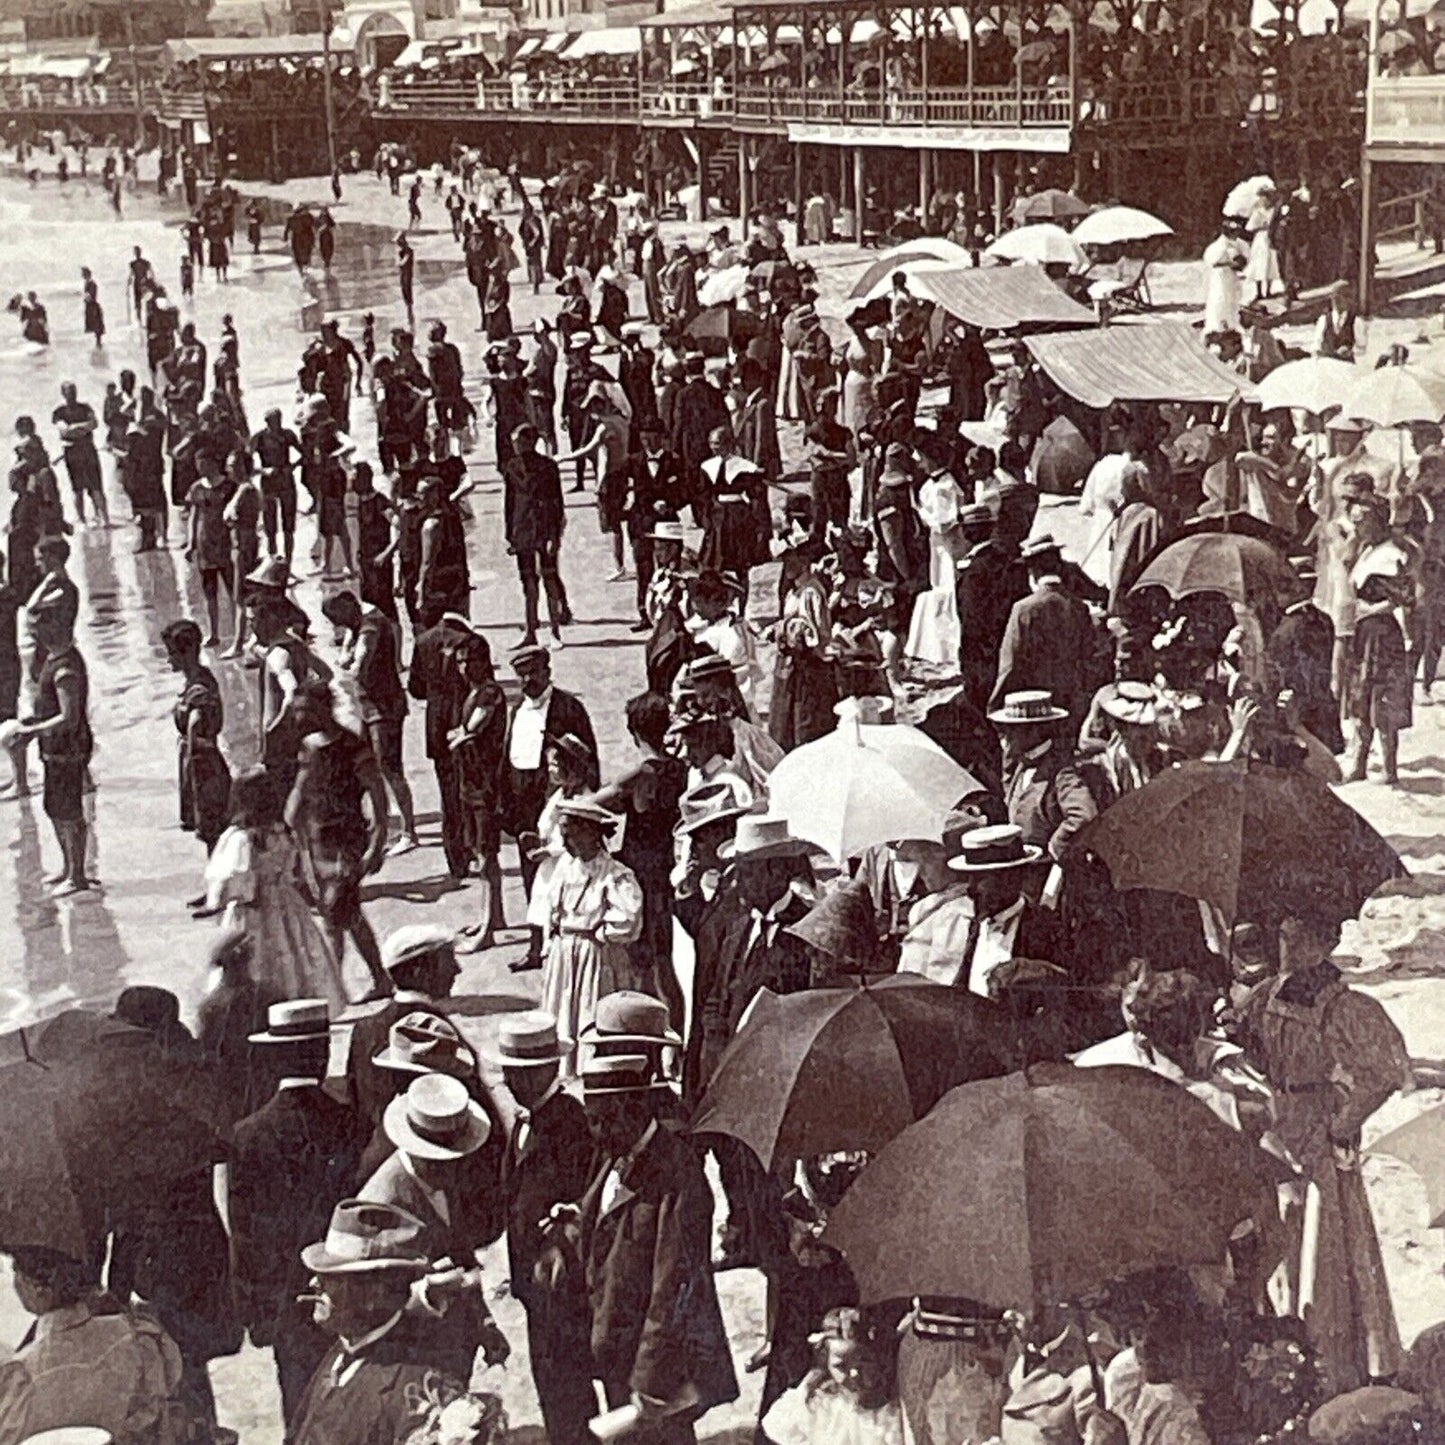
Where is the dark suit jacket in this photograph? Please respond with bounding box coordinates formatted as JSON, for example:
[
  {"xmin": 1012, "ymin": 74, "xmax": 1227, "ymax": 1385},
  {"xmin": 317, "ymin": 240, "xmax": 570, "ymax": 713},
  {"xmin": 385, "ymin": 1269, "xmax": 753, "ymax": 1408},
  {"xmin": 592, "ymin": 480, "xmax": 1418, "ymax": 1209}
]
[
  {"xmin": 990, "ymin": 582, "xmax": 1098, "ymax": 717},
  {"xmin": 1004, "ymin": 747, "xmax": 1098, "ymax": 863},
  {"xmin": 580, "ymin": 1121, "xmax": 738, "ymax": 1411},
  {"xmin": 734, "ymin": 390, "xmax": 782, "ymax": 479},
  {"xmin": 503, "ymin": 1088, "xmax": 594, "ymax": 1309},
  {"xmin": 672, "ymin": 379, "xmax": 731, "ymax": 480},
  {"xmin": 408, "ymin": 617, "xmax": 472, "ymax": 760},
  {"xmin": 228, "ymin": 1084, "xmax": 363, "ymax": 1336},
  {"xmin": 293, "ymin": 1316, "xmax": 471, "ymax": 1445},
  {"xmin": 1265, "ymin": 601, "xmax": 1344, "ymax": 753},
  {"xmin": 955, "ymin": 540, "xmax": 1016, "ymax": 710},
  {"xmin": 504, "ymin": 686, "xmax": 600, "ymax": 832},
  {"xmin": 503, "ymin": 451, "xmax": 565, "ymax": 553},
  {"xmin": 627, "ymin": 449, "xmax": 688, "ymax": 526}
]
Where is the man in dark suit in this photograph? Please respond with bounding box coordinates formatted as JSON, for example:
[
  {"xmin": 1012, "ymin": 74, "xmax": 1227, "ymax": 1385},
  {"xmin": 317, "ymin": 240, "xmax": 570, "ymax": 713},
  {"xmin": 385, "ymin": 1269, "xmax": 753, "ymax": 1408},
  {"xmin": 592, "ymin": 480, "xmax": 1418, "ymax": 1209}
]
[
  {"xmin": 991, "ymin": 692, "xmax": 1098, "ymax": 864},
  {"xmin": 1265, "ymin": 580, "xmax": 1344, "ymax": 755},
  {"xmin": 618, "ymin": 324, "xmax": 658, "ymax": 451},
  {"xmin": 573, "ymin": 1055, "xmax": 738, "ymax": 1442},
  {"xmin": 504, "ymin": 644, "xmax": 599, "ymax": 968},
  {"xmin": 626, "ymin": 422, "xmax": 688, "ymax": 628},
  {"xmin": 492, "ymin": 1011, "xmax": 596, "ymax": 1445},
  {"xmin": 990, "ymin": 536, "xmax": 1100, "ymax": 722},
  {"xmin": 407, "ymin": 608, "xmax": 474, "ymax": 879},
  {"xmin": 345, "ymin": 924, "xmax": 461, "ymax": 1130},
  {"xmin": 230, "ymin": 1001, "xmax": 363, "ymax": 1436},
  {"xmin": 954, "ymin": 504, "xmax": 1015, "ymax": 714},
  {"xmin": 503, "ymin": 423, "xmax": 570, "ymax": 648},
  {"xmin": 671, "ymin": 354, "xmax": 730, "ymax": 498},
  {"xmin": 292, "ymin": 1200, "xmax": 485, "ymax": 1445}
]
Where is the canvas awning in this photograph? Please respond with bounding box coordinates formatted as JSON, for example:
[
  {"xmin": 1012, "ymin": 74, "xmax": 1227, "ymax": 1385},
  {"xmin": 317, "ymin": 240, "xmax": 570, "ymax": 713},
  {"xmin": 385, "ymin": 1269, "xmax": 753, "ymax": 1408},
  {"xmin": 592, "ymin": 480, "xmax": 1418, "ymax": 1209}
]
[
  {"xmin": 541, "ymin": 31, "xmax": 573, "ymax": 52},
  {"xmin": 1024, "ymin": 321, "xmax": 1257, "ymax": 409},
  {"xmin": 566, "ymin": 24, "xmax": 641, "ymax": 55},
  {"xmin": 511, "ymin": 35, "xmax": 543, "ymax": 57},
  {"xmin": 641, "ymin": 0, "xmax": 731, "ymax": 26},
  {"xmin": 910, "ymin": 263, "xmax": 1093, "ymax": 332},
  {"xmin": 163, "ymin": 34, "xmax": 354, "ymax": 65}
]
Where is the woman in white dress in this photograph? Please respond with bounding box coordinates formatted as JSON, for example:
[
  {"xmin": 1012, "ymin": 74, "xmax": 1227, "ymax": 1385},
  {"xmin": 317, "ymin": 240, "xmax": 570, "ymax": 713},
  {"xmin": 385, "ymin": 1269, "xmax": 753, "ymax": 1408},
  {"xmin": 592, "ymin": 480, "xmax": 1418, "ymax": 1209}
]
[
  {"xmin": 1201, "ymin": 224, "xmax": 1248, "ymax": 336},
  {"xmin": 1244, "ymin": 186, "xmax": 1281, "ymax": 303},
  {"xmin": 523, "ymin": 733, "xmax": 594, "ymax": 936},
  {"xmin": 541, "ymin": 798, "xmax": 645, "ymax": 1070},
  {"xmin": 905, "ymin": 454, "xmax": 965, "ymax": 667}
]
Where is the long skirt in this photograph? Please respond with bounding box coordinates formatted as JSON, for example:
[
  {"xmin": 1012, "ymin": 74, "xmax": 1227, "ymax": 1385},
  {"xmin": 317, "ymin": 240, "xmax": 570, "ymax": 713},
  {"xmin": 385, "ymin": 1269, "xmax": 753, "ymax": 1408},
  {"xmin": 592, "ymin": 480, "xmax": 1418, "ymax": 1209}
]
[
  {"xmin": 896, "ymin": 1326, "xmax": 1008, "ymax": 1445},
  {"xmin": 698, "ymin": 498, "xmax": 760, "ymax": 577},
  {"xmin": 541, "ymin": 934, "xmax": 638, "ymax": 1066},
  {"xmin": 776, "ymin": 345, "xmax": 807, "ymax": 421},
  {"xmin": 770, "ymin": 649, "xmax": 838, "ymax": 751},
  {"xmin": 1346, "ymin": 611, "xmax": 1412, "ymax": 732}
]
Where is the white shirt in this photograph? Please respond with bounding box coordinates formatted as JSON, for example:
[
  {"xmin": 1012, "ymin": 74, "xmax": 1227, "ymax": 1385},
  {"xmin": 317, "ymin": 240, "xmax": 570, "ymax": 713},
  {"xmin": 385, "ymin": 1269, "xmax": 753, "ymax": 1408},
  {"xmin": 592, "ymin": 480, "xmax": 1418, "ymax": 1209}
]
[
  {"xmin": 600, "ymin": 1119, "xmax": 658, "ymax": 1216},
  {"xmin": 967, "ymin": 897, "xmax": 1025, "ymax": 998},
  {"xmin": 508, "ymin": 685, "xmax": 552, "ymax": 771}
]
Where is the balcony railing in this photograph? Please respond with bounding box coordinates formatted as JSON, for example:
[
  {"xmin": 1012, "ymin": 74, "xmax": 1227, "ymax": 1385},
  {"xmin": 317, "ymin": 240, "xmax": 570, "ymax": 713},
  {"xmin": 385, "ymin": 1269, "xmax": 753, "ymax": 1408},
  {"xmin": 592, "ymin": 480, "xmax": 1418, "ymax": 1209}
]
[
  {"xmin": 0, "ymin": 81, "xmax": 155, "ymax": 111},
  {"xmin": 378, "ymin": 76, "xmax": 643, "ymax": 117},
  {"xmin": 731, "ymin": 81, "xmax": 1071, "ymax": 127}
]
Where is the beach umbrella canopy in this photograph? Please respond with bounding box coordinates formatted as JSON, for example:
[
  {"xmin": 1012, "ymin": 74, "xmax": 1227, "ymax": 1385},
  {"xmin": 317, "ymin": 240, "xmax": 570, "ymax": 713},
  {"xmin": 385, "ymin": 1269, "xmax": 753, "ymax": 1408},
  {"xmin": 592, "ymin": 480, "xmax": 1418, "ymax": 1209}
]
[
  {"xmin": 697, "ymin": 265, "xmax": 749, "ymax": 307},
  {"xmin": 686, "ymin": 303, "xmax": 760, "ymax": 354},
  {"xmin": 1072, "ymin": 205, "xmax": 1174, "ymax": 248},
  {"xmin": 1075, "ymin": 759, "xmax": 1406, "ymax": 925},
  {"xmin": 766, "ymin": 718, "xmax": 982, "ymax": 861},
  {"xmin": 1345, "ymin": 364, "xmax": 1445, "ymax": 428},
  {"xmin": 691, "ymin": 978, "xmax": 1014, "ymax": 1171},
  {"xmin": 848, "ymin": 237, "xmax": 974, "ymax": 299},
  {"xmin": 1031, "ymin": 415, "xmax": 1095, "ymax": 494},
  {"xmin": 824, "ymin": 1063, "xmax": 1281, "ymax": 1309},
  {"xmin": 1223, "ymin": 174, "xmax": 1276, "ymax": 220},
  {"xmin": 748, "ymin": 259, "xmax": 796, "ymax": 287},
  {"xmin": 1130, "ymin": 531, "xmax": 1305, "ymax": 610},
  {"xmin": 854, "ymin": 256, "xmax": 961, "ymax": 304},
  {"xmin": 1370, "ymin": 1107, "xmax": 1445, "ymax": 1227},
  {"xmin": 1012, "ymin": 188, "xmax": 1090, "ymax": 225},
  {"xmin": 983, "ymin": 223, "xmax": 1087, "ymax": 271},
  {"xmin": 1254, "ymin": 356, "xmax": 1361, "ymax": 416}
]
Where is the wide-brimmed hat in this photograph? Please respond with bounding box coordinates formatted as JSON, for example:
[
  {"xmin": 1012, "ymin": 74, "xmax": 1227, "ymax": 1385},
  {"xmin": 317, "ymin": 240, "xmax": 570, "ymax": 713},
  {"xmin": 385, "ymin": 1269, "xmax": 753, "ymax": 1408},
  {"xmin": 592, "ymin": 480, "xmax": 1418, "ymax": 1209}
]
[
  {"xmin": 674, "ymin": 776, "xmax": 753, "ymax": 838},
  {"xmin": 988, "ymin": 690, "xmax": 1069, "ymax": 726},
  {"xmin": 1325, "ymin": 414, "xmax": 1367, "ymax": 434},
  {"xmin": 383, "ymin": 1073, "xmax": 492, "ymax": 1161},
  {"xmin": 565, "ymin": 330, "xmax": 595, "ymax": 352},
  {"xmin": 581, "ymin": 1053, "xmax": 667, "ymax": 1096},
  {"xmin": 510, "ymin": 641, "xmax": 552, "ymax": 671},
  {"xmin": 1099, "ymin": 680, "xmax": 1160, "ymax": 728},
  {"xmin": 834, "ymin": 694, "xmax": 895, "ymax": 724},
  {"xmin": 488, "ymin": 1009, "xmax": 570, "ymax": 1067},
  {"xmin": 249, "ymin": 998, "xmax": 331, "ymax": 1045},
  {"xmin": 555, "ymin": 796, "xmax": 620, "ymax": 833},
  {"xmin": 959, "ymin": 502, "xmax": 993, "ymax": 529},
  {"xmin": 1307, "ymin": 1387, "xmax": 1431, "ymax": 1445},
  {"xmin": 579, "ymin": 990, "xmax": 682, "ymax": 1050},
  {"xmin": 372, "ymin": 1012, "xmax": 476, "ymax": 1076},
  {"xmin": 300, "ymin": 1199, "xmax": 431, "ymax": 1275},
  {"xmin": 21, "ymin": 1430, "xmax": 114, "ymax": 1445},
  {"xmin": 1002, "ymin": 1370, "xmax": 1075, "ymax": 1439},
  {"xmin": 1018, "ymin": 534, "xmax": 1062, "ymax": 564},
  {"xmin": 948, "ymin": 823, "xmax": 1044, "ymax": 873},
  {"xmin": 719, "ymin": 813, "xmax": 819, "ymax": 861},
  {"xmin": 785, "ymin": 880, "xmax": 881, "ymax": 972},
  {"xmin": 679, "ymin": 652, "xmax": 734, "ymax": 687},
  {"xmin": 380, "ymin": 923, "xmax": 454, "ymax": 975},
  {"xmin": 878, "ymin": 443, "xmax": 916, "ymax": 488}
]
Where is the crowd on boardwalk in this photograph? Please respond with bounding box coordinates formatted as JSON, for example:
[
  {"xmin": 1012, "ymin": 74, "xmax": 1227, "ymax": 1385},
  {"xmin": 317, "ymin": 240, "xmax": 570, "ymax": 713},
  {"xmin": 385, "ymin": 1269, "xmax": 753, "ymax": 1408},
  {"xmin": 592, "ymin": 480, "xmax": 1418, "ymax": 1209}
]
[{"xmin": 2, "ymin": 133, "xmax": 1445, "ymax": 1445}]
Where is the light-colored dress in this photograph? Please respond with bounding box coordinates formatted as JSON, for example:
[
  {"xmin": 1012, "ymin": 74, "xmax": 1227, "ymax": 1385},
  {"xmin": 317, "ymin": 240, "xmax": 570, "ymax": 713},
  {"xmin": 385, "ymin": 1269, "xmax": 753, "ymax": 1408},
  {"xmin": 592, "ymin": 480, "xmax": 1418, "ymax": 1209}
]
[
  {"xmin": 541, "ymin": 849, "xmax": 644, "ymax": 1057},
  {"xmin": 905, "ymin": 473, "xmax": 964, "ymax": 667},
  {"xmin": 526, "ymin": 789, "xmax": 571, "ymax": 931},
  {"xmin": 1245, "ymin": 199, "xmax": 1281, "ymax": 297},
  {"xmin": 1201, "ymin": 235, "xmax": 1246, "ymax": 335},
  {"xmin": 204, "ymin": 822, "xmax": 348, "ymax": 1010},
  {"xmin": 763, "ymin": 1382, "xmax": 905, "ymax": 1445}
]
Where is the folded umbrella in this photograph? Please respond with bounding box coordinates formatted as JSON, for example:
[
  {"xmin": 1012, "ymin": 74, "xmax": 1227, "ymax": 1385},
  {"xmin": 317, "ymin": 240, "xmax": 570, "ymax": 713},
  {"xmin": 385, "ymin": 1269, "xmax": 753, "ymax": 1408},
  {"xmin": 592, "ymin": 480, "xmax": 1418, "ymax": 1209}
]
[
  {"xmin": 1072, "ymin": 205, "xmax": 1174, "ymax": 248},
  {"xmin": 824, "ymin": 1063, "xmax": 1282, "ymax": 1309},
  {"xmin": 1075, "ymin": 759, "xmax": 1406, "ymax": 926},
  {"xmin": 983, "ymin": 223, "xmax": 1088, "ymax": 272},
  {"xmin": 1253, "ymin": 356, "xmax": 1360, "ymax": 416},
  {"xmin": 691, "ymin": 978, "xmax": 1013, "ymax": 1171},
  {"xmin": 1129, "ymin": 530, "xmax": 1305, "ymax": 611},
  {"xmin": 766, "ymin": 717, "xmax": 982, "ymax": 861}
]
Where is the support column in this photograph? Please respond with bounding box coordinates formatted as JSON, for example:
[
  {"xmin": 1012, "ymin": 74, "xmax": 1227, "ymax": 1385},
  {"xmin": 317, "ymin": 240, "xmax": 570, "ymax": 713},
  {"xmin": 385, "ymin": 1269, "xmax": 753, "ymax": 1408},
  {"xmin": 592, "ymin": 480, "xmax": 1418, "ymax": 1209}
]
[
  {"xmin": 696, "ymin": 133, "xmax": 709, "ymax": 224},
  {"xmin": 991, "ymin": 154, "xmax": 1004, "ymax": 237},
  {"xmin": 919, "ymin": 147, "xmax": 930, "ymax": 216},
  {"xmin": 853, "ymin": 146, "xmax": 865, "ymax": 242},
  {"xmin": 1359, "ymin": 150, "xmax": 1376, "ymax": 316},
  {"xmin": 839, "ymin": 148, "xmax": 848, "ymax": 209},
  {"xmin": 794, "ymin": 140, "xmax": 806, "ymax": 247},
  {"xmin": 738, "ymin": 134, "xmax": 750, "ymax": 225}
]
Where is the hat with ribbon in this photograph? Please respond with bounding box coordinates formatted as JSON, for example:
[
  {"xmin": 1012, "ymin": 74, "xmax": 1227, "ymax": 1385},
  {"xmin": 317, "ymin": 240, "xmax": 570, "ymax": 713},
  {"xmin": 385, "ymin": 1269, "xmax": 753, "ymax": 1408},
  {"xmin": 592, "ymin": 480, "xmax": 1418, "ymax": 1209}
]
[
  {"xmin": 488, "ymin": 1009, "xmax": 570, "ymax": 1068},
  {"xmin": 1099, "ymin": 680, "xmax": 1160, "ymax": 728},
  {"xmin": 510, "ymin": 641, "xmax": 552, "ymax": 671},
  {"xmin": 372, "ymin": 1012, "xmax": 476, "ymax": 1076},
  {"xmin": 718, "ymin": 812, "xmax": 819, "ymax": 862},
  {"xmin": 581, "ymin": 1053, "xmax": 667, "ymax": 1096},
  {"xmin": 673, "ymin": 776, "xmax": 753, "ymax": 838},
  {"xmin": 948, "ymin": 823, "xmax": 1044, "ymax": 873},
  {"xmin": 380, "ymin": 924, "xmax": 455, "ymax": 975},
  {"xmin": 578, "ymin": 990, "xmax": 682, "ymax": 1050},
  {"xmin": 300, "ymin": 1199, "xmax": 431, "ymax": 1275},
  {"xmin": 988, "ymin": 690, "xmax": 1070, "ymax": 726},
  {"xmin": 555, "ymin": 796, "xmax": 621, "ymax": 833},
  {"xmin": 249, "ymin": 998, "xmax": 331, "ymax": 1045},
  {"xmin": 383, "ymin": 1073, "xmax": 492, "ymax": 1161}
]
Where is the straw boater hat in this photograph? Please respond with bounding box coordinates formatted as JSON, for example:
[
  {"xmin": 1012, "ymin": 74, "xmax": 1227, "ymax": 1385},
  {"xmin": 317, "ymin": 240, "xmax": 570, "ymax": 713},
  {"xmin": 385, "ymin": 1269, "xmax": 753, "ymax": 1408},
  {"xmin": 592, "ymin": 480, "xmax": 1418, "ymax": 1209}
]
[
  {"xmin": 988, "ymin": 690, "xmax": 1070, "ymax": 726},
  {"xmin": 834, "ymin": 694, "xmax": 896, "ymax": 724},
  {"xmin": 300, "ymin": 1199, "xmax": 431, "ymax": 1275},
  {"xmin": 566, "ymin": 330, "xmax": 595, "ymax": 352},
  {"xmin": 718, "ymin": 813, "xmax": 818, "ymax": 862},
  {"xmin": 20, "ymin": 1431, "xmax": 114, "ymax": 1445},
  {"xmin": 673, "ymin": 776, "xmax": 752, "ymax": 838},
  {"xmin": 581, "ymin": 1053, "xmax": 669, "ymax": 1095},
  {"xmin": 488, "ymin": 1010, "xmax": 570, "ymax": 1068},
  {"xmin": 372, "ymin": 1013, "xmax": 476, "ymax": 1076},
  {"xmin": 620, "ymin": 321, "xmax": 647, "ymax": 341},
  {"xmin": 249, "ymin": 998, "xmax": 330, "ymax": 1046},
  {"xmin": 1018, "ymin": 534, "xmax": 1063, "ymax": 565},
  {"xmin": 1002, "ymin": 1370, "xmax": 1076, "ymax": 1443},
  {"xmin": 948, "ymin": 823, "xmax": 1044, "ymax": 873},
  {"xmin": 555, "ymin": 797, "xmax": 621, "ymax": 833},
  {"xmin": 380, "ymin": 923, "xmax": 455, "ymax": 976},
  {"xmin": 383, "ymin": 1073, "xmax": 492, "ymax": 1161},
  {"xmin": 785, "ymin": 880, "xmax": 883, "ymax": 974},
  {"xmin": 579, "ymin": 990, "xmax": 682, "ymax": 1050}
]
